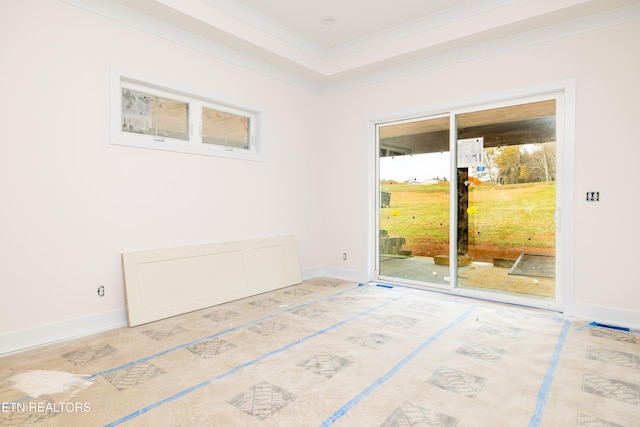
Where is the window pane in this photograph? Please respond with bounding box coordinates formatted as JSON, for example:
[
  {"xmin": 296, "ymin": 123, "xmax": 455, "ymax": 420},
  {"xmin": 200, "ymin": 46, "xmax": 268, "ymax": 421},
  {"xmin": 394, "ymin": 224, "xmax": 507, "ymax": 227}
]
[
  {"xmin": 202, "ymin": 107, "xmax": 250, "ymax": 150},
  {"xmin": 378, "ymin": 115, "xmax": 451, "ymax": 286},
  {"xmin": 122, "ymin": 89, "xmax": 188, "ymax": 140},
  {"xmin": 122, "ymin": 89, "xmax": 152, "ymax": 134},
  {"xmin": 155, "ymin": 96, "xmax": 188, "ymax": 140}
]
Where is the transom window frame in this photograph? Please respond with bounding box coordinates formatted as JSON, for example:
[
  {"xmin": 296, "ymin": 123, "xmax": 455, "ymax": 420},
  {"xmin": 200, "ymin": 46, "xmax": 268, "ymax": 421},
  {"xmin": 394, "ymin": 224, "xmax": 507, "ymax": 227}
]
[{"xmin": 110, "ymin": 67, "xmax": 263, "ymax": 161}]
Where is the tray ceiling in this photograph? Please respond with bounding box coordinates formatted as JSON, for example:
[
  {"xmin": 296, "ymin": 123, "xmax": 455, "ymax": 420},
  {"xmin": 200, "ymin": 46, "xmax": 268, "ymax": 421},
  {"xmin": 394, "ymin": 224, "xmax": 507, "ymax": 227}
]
[{"xmin": 100, "ymin": 0, "xmax": 640, "ymax": 85}]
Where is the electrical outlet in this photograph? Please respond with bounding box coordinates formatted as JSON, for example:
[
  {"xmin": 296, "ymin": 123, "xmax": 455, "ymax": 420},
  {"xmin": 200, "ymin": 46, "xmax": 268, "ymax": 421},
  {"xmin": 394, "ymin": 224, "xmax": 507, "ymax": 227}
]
[
  {"xmin": 586, "ymin": 192, "xmax": 600, "ymax": 202},
  {"xmin": 343, "ymin": 252, "xmax": 347, "ymax": 261},
  {"xmin": 97, "ymin": 285, "xmax": 105, "ymax": 297}
]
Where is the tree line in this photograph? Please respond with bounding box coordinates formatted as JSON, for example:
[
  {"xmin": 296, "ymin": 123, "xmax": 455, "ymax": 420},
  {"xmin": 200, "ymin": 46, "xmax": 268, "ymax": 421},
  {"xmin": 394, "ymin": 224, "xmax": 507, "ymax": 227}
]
[{"xmin": 480, "ymin": 142, "xmax": 556, "ymax": 184}]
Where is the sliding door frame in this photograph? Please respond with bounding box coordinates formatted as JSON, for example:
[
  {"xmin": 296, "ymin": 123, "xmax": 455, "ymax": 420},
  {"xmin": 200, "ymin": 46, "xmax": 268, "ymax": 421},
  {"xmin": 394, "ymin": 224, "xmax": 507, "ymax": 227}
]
[{"xmin": 372, "ymin": 80, "xmax": 575, "ymax": 312}]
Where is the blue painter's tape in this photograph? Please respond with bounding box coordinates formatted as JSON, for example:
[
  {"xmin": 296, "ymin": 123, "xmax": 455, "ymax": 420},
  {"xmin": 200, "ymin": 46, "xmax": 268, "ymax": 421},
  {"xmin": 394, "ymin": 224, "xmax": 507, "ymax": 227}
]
[
  {"xmin": 11, "ymin": 286, "xmax": 361, "ymax": 406},
  {"xmin": 593, "ymin": 322, "xmax": 630, "ymax": 331},
  {"xmin": 87, "ymin": 286, "xmax": 357, "ymax": 379},
  {"xmin": 527, "ymin": 320, "xmax": 570, "ymax": 427},
  {"xmin": 574, "ymin": 322, "xmax": 594, "ymax": 331},
  {"xmin": 576, "ymin": 320, "xmax": 632, "ymax": 332},
  {"xmin": 318, "ymin": 305, "xmax": 476, "ymax": 426},
  {"xmin": 104, "ymin": 296, "xmax": 405, "ymax": 426}
]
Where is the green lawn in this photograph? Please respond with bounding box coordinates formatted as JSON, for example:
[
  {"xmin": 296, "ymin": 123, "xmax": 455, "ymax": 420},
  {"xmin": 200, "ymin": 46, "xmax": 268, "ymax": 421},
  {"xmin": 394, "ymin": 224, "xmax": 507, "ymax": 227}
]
[{"xmin": 380, "ymin": 181, "xmax": 556, "ymax": 253}]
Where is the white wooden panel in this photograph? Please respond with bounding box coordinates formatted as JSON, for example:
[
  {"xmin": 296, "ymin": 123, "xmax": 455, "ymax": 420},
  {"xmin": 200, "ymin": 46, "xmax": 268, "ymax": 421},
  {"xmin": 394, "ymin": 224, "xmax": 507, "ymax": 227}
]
[
  {"xmin": 122, "ymin": 236, "xmax": 301, "ymax": 326},
  {"xmin": 246, "ymin": 244, "xmax": 287, "ymax": 293}
]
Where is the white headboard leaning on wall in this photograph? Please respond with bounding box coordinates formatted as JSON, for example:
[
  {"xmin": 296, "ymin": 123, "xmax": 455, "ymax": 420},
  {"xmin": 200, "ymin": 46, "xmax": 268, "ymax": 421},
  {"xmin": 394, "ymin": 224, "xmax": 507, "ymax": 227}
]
[{"xmin": 121, "ymin": 236, "xmax": 302, "ymax": 327}]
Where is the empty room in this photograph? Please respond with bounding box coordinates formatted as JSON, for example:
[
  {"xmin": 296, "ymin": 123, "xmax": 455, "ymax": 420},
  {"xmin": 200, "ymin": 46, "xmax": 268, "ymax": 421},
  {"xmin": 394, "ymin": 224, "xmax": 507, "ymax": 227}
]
[{"xmin": 1, "ymin": 0, "xmax": 639, "ymax": 426}]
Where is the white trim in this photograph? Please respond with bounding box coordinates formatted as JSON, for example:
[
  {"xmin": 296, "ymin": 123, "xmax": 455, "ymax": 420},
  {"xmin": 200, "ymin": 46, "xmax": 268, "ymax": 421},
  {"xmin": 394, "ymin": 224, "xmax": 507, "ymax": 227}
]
[
  {"xmin": 565, "ymin": 304, "xmax": 640, "ymax": 331},
  {"xmin": 448, "ymin": 89, "xmax": 568, "ymax": 312},
  {"xmin": 365, "ymin": 119, "xmax": 378, "ymax": 287},
  {"xmin": 371, "ymin": 79, "xmax": 576, "ymax": 312},
  {"xmin": 328, "ymin": 0, "xmax": 519, "ymax": 61},
  {"xmin": 200, "ymin": 0, "xmax": 327, "ymax": 59},
  {"xmin": 59, "ymin": 0, "xmax": 640, "ymax": 93},
  {"xmin": 0, "ymin": 309, "xmax": 128, "ymax": 356},
  {"xmin": 302, "ymin": 267, "xmax": 369, "ymax": 284},
  {"xmin": 558, "ymin": 79, "xmax": 577, "ymax": 318},
  {"xmin": 59, "ymin": 0, "xmax": 324, "ymax": 93},
  {"xmin": 303, "ymin": 271, "xmax": 639, "ymax": 331},
  {"xmin": 325, "ymin": 4, "xmax": 640, "ymax": 93}
]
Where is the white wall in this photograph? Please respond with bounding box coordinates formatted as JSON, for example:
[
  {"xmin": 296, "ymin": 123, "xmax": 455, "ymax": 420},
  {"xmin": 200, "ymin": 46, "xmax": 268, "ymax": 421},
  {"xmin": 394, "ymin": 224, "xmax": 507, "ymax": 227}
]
[
  {"xmin": 321, "ymin": 19, "xmax": 640, "ymax": 328},
  {"xmin": 0, "ymin": 0, "xmax": 326, "ymax": 353},
  {"xmin": 1, "ymin": 1, "xmax": 638, "ymax": 354}
]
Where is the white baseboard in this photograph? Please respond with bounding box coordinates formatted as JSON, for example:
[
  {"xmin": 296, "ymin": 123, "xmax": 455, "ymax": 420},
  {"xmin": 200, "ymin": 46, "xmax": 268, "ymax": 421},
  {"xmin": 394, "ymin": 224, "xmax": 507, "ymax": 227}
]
[
  {"xmin": 4, "ymin": 277, "xmax": 636, "ymax": 357},
  {"xmin": 302, "ymin": 267, "xmax": 369, "ymax": 284},
  {"xmin": 2, "ymin": 264, "xmax": 331, "ymax": 356},
  {"xmin": 303, "ymin": 269, "xmax": 640, "ymax": 332},
  {"xmin": 1, "ymin": 266, "xmax": 350, "ymax": 356},
  {"xmin": 565, "ymin": 303, "xmax": 640, "ymax": 331},
  {"xmin": 0, "ymin": 309, "xmax": 128, "ymax": 356}
]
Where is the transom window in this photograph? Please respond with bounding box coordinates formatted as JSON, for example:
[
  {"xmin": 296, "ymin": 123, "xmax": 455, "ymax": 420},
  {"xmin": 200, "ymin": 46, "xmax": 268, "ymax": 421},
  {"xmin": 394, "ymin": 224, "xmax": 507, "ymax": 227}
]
[
  {"xmin": 110, "ymin": 70, "xmax": 262, "ymax": 161},
  {"xmin": 202, "ymin": 107, "xmax": 250, "ymax": 149},
  {"xmin": 122, "ymin": 88, "xmax": 189, "ymax": 140}
]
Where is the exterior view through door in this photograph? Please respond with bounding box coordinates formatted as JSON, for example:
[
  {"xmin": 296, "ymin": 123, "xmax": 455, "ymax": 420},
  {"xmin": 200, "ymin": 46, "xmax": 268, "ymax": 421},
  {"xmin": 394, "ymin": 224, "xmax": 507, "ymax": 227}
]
[{"xmin": 377, "ymin": 97, "xmax": 558, "ymax": 307}]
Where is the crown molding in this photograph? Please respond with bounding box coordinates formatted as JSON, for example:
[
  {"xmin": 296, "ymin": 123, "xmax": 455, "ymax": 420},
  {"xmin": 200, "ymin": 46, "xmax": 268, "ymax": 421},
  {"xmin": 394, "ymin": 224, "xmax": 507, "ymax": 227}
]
[
  {"xmin": 59, "ymin": 0, "xmax": 640, "ymax": 94},
  {"xmin": 326, "ymin": 2, "xmax": 640, "ymax": 93}
]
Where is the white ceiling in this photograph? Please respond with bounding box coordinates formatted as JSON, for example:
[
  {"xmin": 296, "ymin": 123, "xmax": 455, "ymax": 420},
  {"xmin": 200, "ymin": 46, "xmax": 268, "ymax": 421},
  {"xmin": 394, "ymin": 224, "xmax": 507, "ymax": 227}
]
[
  {"xmin": 232, "ymin": 0, "xmax": 473, "ymax": 48},
  {"xmin": 104, "ymin": 0, "xmax": 640, "ymax": 86}
]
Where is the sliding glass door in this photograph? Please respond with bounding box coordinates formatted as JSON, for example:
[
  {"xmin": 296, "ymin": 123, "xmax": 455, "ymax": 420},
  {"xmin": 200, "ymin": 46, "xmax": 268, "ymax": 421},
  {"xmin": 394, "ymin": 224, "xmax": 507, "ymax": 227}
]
[
  {"xmin": 378, "ymin": 114, "xmax": 451, "ymax": 286},
  {"xmin": 454, "ymin": 100, "xmax": 557, "ymax": 303},
  {"xmin": 376, "ymin": 96, "xmax": 560, "ymax": 307}
]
